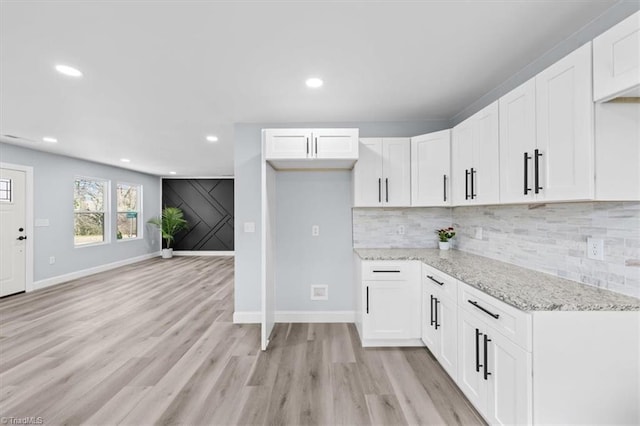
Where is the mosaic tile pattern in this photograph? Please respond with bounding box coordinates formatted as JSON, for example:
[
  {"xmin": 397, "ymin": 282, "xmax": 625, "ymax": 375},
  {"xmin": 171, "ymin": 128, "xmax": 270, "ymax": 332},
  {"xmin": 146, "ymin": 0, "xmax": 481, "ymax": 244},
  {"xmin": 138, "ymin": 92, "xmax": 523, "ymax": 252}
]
[{"xmin": 352, "ymin": 202, "xmax": 640, "ymax": 298}]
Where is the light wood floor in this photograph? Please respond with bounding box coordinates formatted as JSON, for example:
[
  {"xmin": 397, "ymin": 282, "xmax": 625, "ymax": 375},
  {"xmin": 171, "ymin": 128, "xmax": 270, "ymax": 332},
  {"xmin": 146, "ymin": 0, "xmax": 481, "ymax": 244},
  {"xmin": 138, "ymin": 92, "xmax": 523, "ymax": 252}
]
[{"xmin": 0, "ymin": 256, "xmax": 485, "ymax": 425}]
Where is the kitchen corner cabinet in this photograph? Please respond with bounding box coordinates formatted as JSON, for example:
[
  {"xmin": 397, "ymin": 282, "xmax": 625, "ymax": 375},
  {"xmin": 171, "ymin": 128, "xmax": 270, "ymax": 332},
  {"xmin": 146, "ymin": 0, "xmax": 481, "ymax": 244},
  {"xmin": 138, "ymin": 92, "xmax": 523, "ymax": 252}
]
[
  {"xmin": 452, "ymin": 102, "xmax": 500, "ymax": 206},
  {"xmin": 264, "ymin": 128, "xmax": 359, "ymax": 169},
  {"xmin": 421, "ymin": 264, "xmax": 458, "ymax": 380},
  {"xmin": 499, "ymin": 43, "xmax": 594, "ymax": 203},
  {"xmin": 353, "ymin": 138, "xmax": 411, "ymax": 207},
  {"xmin": 359, "ymin": 260, "xmax": 421, "ymax": 346},
  {"xmin": 593, "ymin": 11, "xmax": 640, "ymax": 102},
  {"xmin": 411, "ymin": 130, "xmax": 451, "ymax": 206}
]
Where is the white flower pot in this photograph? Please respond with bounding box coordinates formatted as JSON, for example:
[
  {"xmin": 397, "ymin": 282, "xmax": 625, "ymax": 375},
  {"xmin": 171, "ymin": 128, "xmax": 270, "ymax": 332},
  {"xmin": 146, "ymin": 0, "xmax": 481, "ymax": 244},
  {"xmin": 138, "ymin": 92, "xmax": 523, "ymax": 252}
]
[
  {"xmin": 161, "ymin": 248, "xmax": 173, "ymax": 259},
  {"xmin": 438, "ymin": 241, "xmax": 450, "ymax": 251}
]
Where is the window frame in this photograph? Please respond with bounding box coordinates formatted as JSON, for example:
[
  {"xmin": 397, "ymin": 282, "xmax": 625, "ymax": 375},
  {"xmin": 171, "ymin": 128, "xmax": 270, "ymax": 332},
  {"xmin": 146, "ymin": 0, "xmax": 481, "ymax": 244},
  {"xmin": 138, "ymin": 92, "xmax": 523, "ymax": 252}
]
[
  {"xmin": 73, "ymin": 176, "xmax": 111, "ymax": 248},
  {"xmin": 116, "ymin": 181, "xmax": 143, "ymax": 242}
]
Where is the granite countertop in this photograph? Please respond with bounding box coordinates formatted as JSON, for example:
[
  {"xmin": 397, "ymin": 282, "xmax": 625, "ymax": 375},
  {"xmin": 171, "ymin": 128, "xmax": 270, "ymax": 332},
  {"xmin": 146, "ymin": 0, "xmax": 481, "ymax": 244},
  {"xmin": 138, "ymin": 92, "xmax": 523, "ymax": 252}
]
[{"xmin": 355, "ymin": 248, "xmax": 640, "ymax": 312}]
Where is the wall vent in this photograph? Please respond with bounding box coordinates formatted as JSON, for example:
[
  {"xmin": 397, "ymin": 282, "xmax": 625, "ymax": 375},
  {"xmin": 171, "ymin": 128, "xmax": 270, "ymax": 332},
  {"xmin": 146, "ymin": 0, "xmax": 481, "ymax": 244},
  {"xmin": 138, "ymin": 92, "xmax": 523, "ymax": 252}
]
[{"xmin": 310, "ymin": 285, "xmax": 328, "ymax": 301}]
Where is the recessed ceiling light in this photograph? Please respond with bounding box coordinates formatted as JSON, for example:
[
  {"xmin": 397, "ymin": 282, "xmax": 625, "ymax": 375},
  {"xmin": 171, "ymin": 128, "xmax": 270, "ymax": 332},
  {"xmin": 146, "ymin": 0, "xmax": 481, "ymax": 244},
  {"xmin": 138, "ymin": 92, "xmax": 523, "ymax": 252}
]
[
  {"xmin": 42, "ymin": 136, "xmax": 58, "ymax": 143},
  {"xmin": 169, "ymin": 171, "xmax": 177, "ymax": 175},
  {"xmin": 206, "ymin": 135, "xmax": 219, "ymax": 142},
  {"xmin": 305, "ymin": 77, "xmax": 323, "ymax": 88},
  {"xmin": 120, "ymin": 158, "xmax": 131, "ymax": 163},
  {"xmin": 55, "ymin": 64, "xmax": 83, "ymax": 77}
]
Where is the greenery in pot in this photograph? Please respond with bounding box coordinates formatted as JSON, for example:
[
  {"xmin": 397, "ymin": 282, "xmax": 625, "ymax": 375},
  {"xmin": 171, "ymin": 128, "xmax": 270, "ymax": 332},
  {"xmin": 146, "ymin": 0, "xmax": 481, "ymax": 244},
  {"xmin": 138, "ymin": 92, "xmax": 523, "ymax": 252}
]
[
  {"xmin": 436, "ymin": 227, "xmax": 456, "ymax": 242},
  {"xmin": 147, "ymin": 207, "xmax": 188, "ymax": 249}
]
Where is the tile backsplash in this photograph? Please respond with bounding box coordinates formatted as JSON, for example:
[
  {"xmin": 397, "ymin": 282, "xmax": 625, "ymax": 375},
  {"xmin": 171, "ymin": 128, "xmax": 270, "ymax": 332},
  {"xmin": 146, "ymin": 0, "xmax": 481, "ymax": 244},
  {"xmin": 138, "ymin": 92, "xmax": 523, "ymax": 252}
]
[
  {"xmin": 352, "ymin": 208, "xmax": 451, "ymax": 249},
  {"xmin": 352, "ymin": 202, "xmax": 640, "ymax": 298}
]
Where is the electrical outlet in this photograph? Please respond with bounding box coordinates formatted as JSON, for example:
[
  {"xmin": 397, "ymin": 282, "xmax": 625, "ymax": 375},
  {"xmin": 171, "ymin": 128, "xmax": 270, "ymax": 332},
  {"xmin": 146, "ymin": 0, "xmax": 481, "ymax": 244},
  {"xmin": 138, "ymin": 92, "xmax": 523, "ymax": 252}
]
[
  {"xmin": 587, "ymin": 238, "xmax": 604, "ymax": 261},
  {"xmin": 474, "ymin": 227, "xmax": 483, "ymax": 240},
  {"xmin": 49, "ymin": 256, "xmax": 55, "ymax": 265},
  {"xmin": 312, "ymin": 225, "xmax": 320, "ymax": 237},
  {"xmin": 243, "ymin": 222, "xmax": 255, "ymax": 233},
  {"xmin": 398, "ymin": 225, "xmax": 405, "ymax": 235}
]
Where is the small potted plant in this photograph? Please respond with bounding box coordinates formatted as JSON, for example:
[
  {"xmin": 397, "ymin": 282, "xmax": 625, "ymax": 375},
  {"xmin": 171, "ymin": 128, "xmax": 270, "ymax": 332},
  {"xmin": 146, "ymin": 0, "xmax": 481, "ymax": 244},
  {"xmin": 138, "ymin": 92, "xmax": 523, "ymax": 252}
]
[
  {"xmin": 436, "ymin": 227, "xmax": 456, "ymax": 250},
  {"xmin": 148, "ymin": 207, "xmax": 188, "ymax": 258}
]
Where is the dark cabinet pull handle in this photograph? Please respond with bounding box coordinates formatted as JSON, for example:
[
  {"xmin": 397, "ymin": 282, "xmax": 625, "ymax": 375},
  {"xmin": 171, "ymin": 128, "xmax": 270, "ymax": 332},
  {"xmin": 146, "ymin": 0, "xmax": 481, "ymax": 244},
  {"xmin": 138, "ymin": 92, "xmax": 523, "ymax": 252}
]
[
  {"xmin": 306, "ymin": 137, "xmax": 309, "ymax": 155},
  {"xmin": 372, "ymin": 270, "xmax": 400, "ymax": 273},
  {"xmin": 475, "ymin": 328, "xmax": 482, "ymax": 372},
  {"xmin": 483, "ymin": 334, "xmax": 492, "ymax": 380},
  {"xmin": 426, "ymin": 275, "xmax": 444, "ymax": 286},
  {"xmin": 468, "ymin": 300, "xmax": 500, "ymax": 319},
  {"xmin": 443, "ymin": 175, "xmax": 447, "ymax": 202},
  {"xmin": 17, "ymin": 236, "xmax": 27, "ymax": 241},
  {"xmin": 465, "ymin": 169, "xmax": 470, "ymax": 200},
  {"xmin": 315, "ymin": 137, "xmax": 318, "ymax": 155},
  {"xmin": 434, "ymin": 299, "xmax": 440, "ymax": 330},
  {"xmin": 534, "ymin": 149, "xmax": 543, "ymax": 193},
  {"xmin": 430, "ymin": 295, "xmax": 436, "ymax": 327},
  {"xmin": 366, "ymin": 286, "xmax": 369, "ymax": 314},
  {"xmin": 524, "ymin": 152, "xmax": 532, "ymax": 195},
  {"xmin": 385, "ymin": 178, "xmax": 389, "ymax": 203},
  {"xmin": 378, "ymin": 178, "xmax": 381, "ymax": 203},
  {"xmin": 471, "ymin": 168, "xmax": 476, "ymax": 199}
]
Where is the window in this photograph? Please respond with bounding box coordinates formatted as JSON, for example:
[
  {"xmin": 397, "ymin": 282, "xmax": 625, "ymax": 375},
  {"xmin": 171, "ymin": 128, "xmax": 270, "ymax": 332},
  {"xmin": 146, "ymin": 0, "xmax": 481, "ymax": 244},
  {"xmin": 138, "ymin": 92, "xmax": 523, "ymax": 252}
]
[
  {"xmin": 0, "ymin": 178, "xmax": 12, "ymax": 202},
  {"xmin": 74, "ymin": 177, "xmax": 109, "ymax": 246},
  {"xmin": 116, "ymin": 183, "xmax": 142, "ymax": 240}
]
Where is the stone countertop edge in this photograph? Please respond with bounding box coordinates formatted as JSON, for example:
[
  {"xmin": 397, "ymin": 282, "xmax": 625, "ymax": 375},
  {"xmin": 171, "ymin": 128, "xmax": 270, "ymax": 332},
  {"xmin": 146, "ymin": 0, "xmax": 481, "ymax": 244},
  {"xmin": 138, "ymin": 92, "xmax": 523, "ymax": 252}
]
[{"xmin": 354, "ymin": 248, "xmax": 640, "ymax": 312}]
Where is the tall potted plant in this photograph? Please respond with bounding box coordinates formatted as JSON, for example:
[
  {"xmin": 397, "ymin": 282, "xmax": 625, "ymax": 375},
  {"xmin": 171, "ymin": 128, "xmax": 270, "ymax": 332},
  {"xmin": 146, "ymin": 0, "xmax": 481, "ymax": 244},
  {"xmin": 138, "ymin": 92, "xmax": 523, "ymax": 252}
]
[{"xmin": 148, "ymin": 207, "xmax": 188, "ymax": 258}]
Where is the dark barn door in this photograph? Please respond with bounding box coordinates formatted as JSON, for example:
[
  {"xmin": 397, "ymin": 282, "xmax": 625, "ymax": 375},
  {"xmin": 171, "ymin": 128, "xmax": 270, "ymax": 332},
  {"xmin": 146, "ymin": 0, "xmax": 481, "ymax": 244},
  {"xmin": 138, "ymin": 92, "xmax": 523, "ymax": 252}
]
[{"xmin": 162, "ymin": 179, "xmax": 234, "ymax": 251}]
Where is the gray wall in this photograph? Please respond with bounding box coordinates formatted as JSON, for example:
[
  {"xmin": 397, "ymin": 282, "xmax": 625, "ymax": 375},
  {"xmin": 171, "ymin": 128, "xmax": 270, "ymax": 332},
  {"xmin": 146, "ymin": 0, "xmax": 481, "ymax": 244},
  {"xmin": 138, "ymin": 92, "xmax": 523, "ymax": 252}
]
[
  {"xmin": 450, "ymin": 0, "xmax": 640, "ymax": 126},
  {"xmin": 276, "ymin": 171, "xmax": 353, "ymax": 311},
  {"xmin": 234, "ymin": 120, "xmax": 449, "ymax": 313},
  {"xmin": 0, "ymin": 143, "xmax": 161, "ymax": 283}
]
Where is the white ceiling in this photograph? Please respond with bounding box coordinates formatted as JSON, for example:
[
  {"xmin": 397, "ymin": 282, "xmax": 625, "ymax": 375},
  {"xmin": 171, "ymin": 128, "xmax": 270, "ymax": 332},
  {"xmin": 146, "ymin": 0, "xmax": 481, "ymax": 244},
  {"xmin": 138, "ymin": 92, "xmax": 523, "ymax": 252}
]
[{"xmin": 0, "ymin": 0, "xmax": 619, "ymax": 177}]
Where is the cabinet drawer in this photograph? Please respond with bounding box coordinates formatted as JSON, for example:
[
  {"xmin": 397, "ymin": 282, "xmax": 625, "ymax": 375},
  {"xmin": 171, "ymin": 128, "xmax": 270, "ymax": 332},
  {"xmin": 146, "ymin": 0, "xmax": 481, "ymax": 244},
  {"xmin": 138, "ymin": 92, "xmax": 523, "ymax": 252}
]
[
  {"xmin": 422, "ymin": 263, "xmax": 458, "ymax": 300},
  {"xmin": 362, "ymin": 261, "xmax": 418, "ymax": 281},
  {"xmin": 458, "ymin": 283, "xmax": 532, "ymax": 351}
]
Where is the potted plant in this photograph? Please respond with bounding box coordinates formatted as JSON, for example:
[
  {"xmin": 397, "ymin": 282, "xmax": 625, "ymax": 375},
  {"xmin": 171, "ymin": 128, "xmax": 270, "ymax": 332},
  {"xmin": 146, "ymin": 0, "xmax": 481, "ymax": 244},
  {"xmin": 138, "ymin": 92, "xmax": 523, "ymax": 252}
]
[
  {"xmin": 436, "ymin": 227, "xmax": 456, "ymax": 250},
  {"xmin": 148, "ymin": 207, "xmax": 188, "ymax": 258}
]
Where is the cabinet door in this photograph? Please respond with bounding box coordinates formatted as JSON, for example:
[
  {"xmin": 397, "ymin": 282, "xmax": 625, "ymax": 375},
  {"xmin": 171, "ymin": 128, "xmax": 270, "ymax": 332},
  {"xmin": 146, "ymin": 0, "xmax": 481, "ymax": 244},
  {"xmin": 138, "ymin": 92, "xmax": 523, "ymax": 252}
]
[
  {"xmin": 364, "ymin": 280, "xmax": 419, "ymax": 340},
  {"xmin": 382, "ymin": 138, "xmax": 411, "ymax": 207},
  {"xmin": 593, "ymin": 11, "xmax": 640, "ymax": 102},
  {"xmin": 486, "ymin": 330, "xmax": 532, "ymax": 426},
  {"xmin": 472, "ymin": 101, "xmax": 500, "ymax": 205},
  {"xmin": 437, "ymin": 295, "xmax": 458, "ymax": 381},
  {"xmin": 536, "ymin": 43, "xmax": 594, "ymax": 202},
  {"xmin": 457, "ymin": 309, "xmax": 488, "ymax": 413},
  {"xmin": 451, "ymin": 120, "xmax": 474, "ymax": 205},
  {"xmin": 499, "ymin": 79, "xmax": 537, "ymax": 204},
  {"xmin": 421, "ymin": 287, "xmax": 439, "ymax": 351},
  {"xmin": 313, "ymin": 129, "xmax": 359, "ymax": 159},
  {"xmin": 353, "ymin": 139, "xmax": 383, "ymax": 207},
  {"xmin": 264, "ymin": 129, "xmax": 312, "ymax": 159},
  {"xmin": 411, "ymin": 130, "xmax": 451, "ymax": 206}
]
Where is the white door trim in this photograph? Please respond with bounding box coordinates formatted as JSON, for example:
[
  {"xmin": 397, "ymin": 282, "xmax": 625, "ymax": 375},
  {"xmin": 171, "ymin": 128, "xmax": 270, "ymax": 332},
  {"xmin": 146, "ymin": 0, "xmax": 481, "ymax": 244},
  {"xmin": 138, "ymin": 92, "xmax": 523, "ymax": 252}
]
[{"xmin": 0, "ymin": 162, "xmax": 34, "ymax": 293}]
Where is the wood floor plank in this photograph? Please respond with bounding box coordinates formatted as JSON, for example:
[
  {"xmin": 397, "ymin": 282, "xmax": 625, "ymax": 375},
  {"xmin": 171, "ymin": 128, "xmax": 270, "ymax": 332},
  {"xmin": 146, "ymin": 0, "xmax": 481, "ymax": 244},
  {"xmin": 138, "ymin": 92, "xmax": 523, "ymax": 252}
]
[{"xmin": 0, "ymin": 256, "xmax": 485, "ymax": 426}]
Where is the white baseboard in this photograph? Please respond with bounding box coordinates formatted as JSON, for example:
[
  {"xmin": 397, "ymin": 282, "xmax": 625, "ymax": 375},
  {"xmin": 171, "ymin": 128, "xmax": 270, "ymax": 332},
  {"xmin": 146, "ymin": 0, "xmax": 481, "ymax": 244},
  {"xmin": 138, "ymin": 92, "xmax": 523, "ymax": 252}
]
[
  {"xmin": 33, "ymin": 252, "xmax": 161, "ymax": 290},
  {"xmin": 361, "ymin": 338, "xmax": 425, "ymax": 348},
  {"xmin": 233, "ymin": 310, "xmax": 355, "ymax": 324},
  {"xmin": 173, "ymin": 251, "xmax": 234, "ymax": 257}
]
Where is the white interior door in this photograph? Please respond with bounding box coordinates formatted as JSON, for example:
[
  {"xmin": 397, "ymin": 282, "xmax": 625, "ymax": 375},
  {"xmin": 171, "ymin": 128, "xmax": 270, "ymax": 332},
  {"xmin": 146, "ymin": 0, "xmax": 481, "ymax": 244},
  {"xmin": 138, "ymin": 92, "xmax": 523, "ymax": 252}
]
[{"xmin": 0, "ymin": 167, "xmax": 27, "ymax": 297}]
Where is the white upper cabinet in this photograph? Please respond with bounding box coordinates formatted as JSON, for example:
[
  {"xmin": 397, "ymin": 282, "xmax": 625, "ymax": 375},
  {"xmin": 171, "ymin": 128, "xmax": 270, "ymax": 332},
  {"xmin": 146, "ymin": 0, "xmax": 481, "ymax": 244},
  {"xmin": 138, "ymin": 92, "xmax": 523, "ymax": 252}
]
[
  {"xmin": 452, "ymin": 102, "xmax": 500, "ymax": 206},
  {"xmin": 264, "ymin": 128, "xmax": 359, "ymax": 169},
  {"xmin": 354, "ymin": 138, "xmax": 411, "ymax": 207},
  {"xmin": 593, "ymin": 11, "xmax": 640, "ymax": 102},
  {"xmin": 536, "ymin": 43, "xmax": 594, "ymax": 202},
  {"xmin": 499, "ymin": 43, "xmax": 594, "ymax": 203},
  {"xmin": 499, "ymin": 79, "xmax": 537, "ymax": 204},
  {"xmin": 411, "ymin": 130, "xmax": 451, "ymax": 206}
]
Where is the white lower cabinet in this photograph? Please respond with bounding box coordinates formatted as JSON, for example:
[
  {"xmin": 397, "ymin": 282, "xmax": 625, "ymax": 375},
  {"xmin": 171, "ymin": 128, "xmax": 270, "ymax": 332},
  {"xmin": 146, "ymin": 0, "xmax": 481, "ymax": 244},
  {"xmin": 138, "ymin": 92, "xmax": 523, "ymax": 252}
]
[
  {"xmin": 421, "ymin": 264, "xmax": 458, "ymax": 381},
  {"xmin": 359, "ymin": 260, "xmax": 421, "ymax": 346}
]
